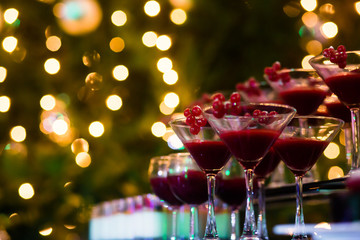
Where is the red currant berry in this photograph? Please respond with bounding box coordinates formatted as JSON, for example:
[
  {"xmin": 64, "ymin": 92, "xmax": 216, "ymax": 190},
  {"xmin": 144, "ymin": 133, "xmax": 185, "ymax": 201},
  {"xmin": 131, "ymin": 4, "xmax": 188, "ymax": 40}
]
[
  {"xmin": 190, "ymin": 125, "xmax": 200, "ymax": 135},
  {"xmin": 186, "ymin": 115, "xmax": 195, "ymax": 125},
  {"xmin": 337, "ymin": 45, "xmax": 346, "ymax": 53},
  {"xmin": 231, "ymin": 104, "xmax": 242, "ymax": 115},
  {"xmin": 213, "ymin": 110, "xmax": 225, "ymax": 118},
  {"xmin": 212, "ymin": 99, "xmax": 224, "ymax": 111},
  {"xmin": 252, "ymin": 109, "xmax": 261, "ymax": 116},
  {"xmin": 184, "ymin": 108, "xmax": 191, "ymax": 117},
  {"xmin": 230, "ymin": 92, "xmax": 241, "ymax": 103},
  {"xmin": 268, "ymin": 111, "xmax": 277, "ymax": 116},
  {"xmin": 211, "ymin": 93, "xmax": 225, "ymax": 102},
  {"xmin": 196, "ymin": 118, "xmax": 207, "ymax": 127},
  {"xmin": 192, "ymin": 105, "xmax": 202, "ymax": 116},
  {"xmin": 236, "ymin": 83, "xmax": 246, "ymax": 91},
  {"xmin": 244, "ymin": 112, "xmax": 251, "ymax": 117},
  {"xmin": 272, "ymin": 61, "xmax": 281, "ymax": 71}
]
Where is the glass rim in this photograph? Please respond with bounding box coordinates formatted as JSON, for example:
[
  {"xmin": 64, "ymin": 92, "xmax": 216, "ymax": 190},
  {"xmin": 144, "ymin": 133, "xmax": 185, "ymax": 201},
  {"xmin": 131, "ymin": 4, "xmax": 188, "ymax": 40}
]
[
  {"xmin": 309, "ymin": 50, "xmax": 360, "ymax": 63},
  {"xmin": 290, "ymin": 115, "xmax": 345, "ymax": 127}
]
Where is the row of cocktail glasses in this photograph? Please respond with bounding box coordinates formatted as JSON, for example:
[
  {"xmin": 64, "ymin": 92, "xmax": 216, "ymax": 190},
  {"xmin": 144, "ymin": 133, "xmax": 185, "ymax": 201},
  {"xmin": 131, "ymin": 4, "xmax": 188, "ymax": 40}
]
[{"xmin": 149, "ymin": 47, "xmax": 360, "ymax": 240}]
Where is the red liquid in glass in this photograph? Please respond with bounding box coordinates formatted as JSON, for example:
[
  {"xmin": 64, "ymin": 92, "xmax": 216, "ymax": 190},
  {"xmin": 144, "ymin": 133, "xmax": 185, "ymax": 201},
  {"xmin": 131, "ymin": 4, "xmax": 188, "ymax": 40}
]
[
  {"xmin": 274, "ymin": 137, "xmax": 329, "ymax": 177},
  {"xmin": 167, "ymin": 170, "xmax": 208, "ymax": 205},
  {"xmin": 150, "ymin": 177, "xmax": 183, "ymax": 206},
  {"xmin": 184, "ymin": 140, "xmax": 232, "ymax": 175},
  {"xmin": 325, "ymin": 101, "xmax": 351, "ymax": 123},
  {"xmin": 254, "ymin": 147, "xmax": 281, "ymax": 179},
  {"xmin": 220, "ymin": 129, "xmax": 280, "ymax": 169},
  {"xmin": 216, "ymin": 177, "xmax": 246, "ymax": 208},
  {"xmin": 325, "ymin": 72, "xmax": 360, "ymax": 107},
  {"xmin": 279, "ymin": 87, "xmax": 327, "ymax": 115}
]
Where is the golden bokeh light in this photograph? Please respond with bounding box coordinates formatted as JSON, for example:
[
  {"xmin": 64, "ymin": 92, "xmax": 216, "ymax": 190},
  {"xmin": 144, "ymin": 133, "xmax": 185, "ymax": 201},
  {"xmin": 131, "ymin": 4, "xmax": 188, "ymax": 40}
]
[
  {"xmin": 156, "ymin": 35, "xmax": 172, "ymax": 51},
  {"xmin": 109, "ymin": 37, "xmax": 125, "ymax": 53},
  {"xmin": 111, "ymin": 10, "xmax": 127, "ymax": 26},
  {"xmin": 39, "ymin": 227, "xmax": 53, "ymax": 236},
  {"xmin": 356, "ymin": 2, "xmax": 360, "ymax": 15},
  {"xmin": 302, "ymin": 12, "xmax": 318, "ymax": 28},
  {"xmin": 52, "ymin": 119, "xmax": 69, "ymax": 135},
  {"xmin": 18, "ymin": 183, "xmax": 35, "ymax": 200},
  {"xmin": 159, "ymin": 101, "xmax": 175, "ymax": 115},
  {"xmin": 106, "ymin": 94, "xmax": 123, "ymax": 111},
  {"xmin": 144, "ymin": 1, "xmax": 161, "ymax": 17},
  {"xmin": 170, "ymin": 8, "xmax": 187, "ymax": 25},
  {"xmin": 320, "ymin": 3, "xmax": 335, "ymax": 15},
  {"xmin": 328, "ymin": 166, "xmax": 344, "ymax": 180},
  {"xmin": 305, "ymin": 40, "xmax": 322, "ymax": 55},
  {"xmin": 46, "ymin": 36, "xmax": 61, "ymax": 52},
  {"xmin": 142, "ymin": 31, "xmax": 158, "ymax": 47},
  {"xmin": 301, "ymin": 55, "xmax": 314, "ymax": 69},
  {"xmin": 301, "ymin": 0, "xmax": 317, "ymax": 12},
  {"xmin": 89, "ymin": 121, "xmax": 104, "ymax": 137},
  {"xmin": 163, "ymin": 70, "xmax": 178, "ymax": 85},
  {"xmin": 0, "ymin": 96, "xmax": 11, "ymax": 112},
  {"xmin": 167, "ymin": 133, "xmax": 183, "ymax": 150},
  {"xmin": 0, "ymin": 66, "xmax": 7, "ymax": 83},
  {"xmin": 157, "ymin": 57, "xmax": 173, "ymax": 73},
  {"xmin": 151, "ymin": 121, "xmax": 167, "ymax": 137},
  {"xmin": 324, "ymin": 142, "xmax": 340, "ymax": 159},
  {"xmin": 4, "ymin": 8, "xmax": 19, "ymax": 24},
  {"xmin": 40, "ymin": 94, "xmax": 56, "ymax": 111},
  {"xmin": 71, "ymin": 138, "xmax": 89, "ymax": 154},
  {"xmin": 10, "ymin": 126, "xmax": 26, "ymax": 142},
  {"xmin": 113, "ymin": 65, "xmax": 129, "ymax": 81},
  {"xmin": 44, "ymin": 58, "xmax": 61, "ymax": 74},
  {"xmin": 164, "ymin": 92, "xmax": 179, "ymax": 108},
  {"xmin": 320, "ymin": 22, "xmax": 338, "ymax": 39},
  {"xmin": 2, "ymin": 36, "xmax": 18, "ymax": 53},
  {"xmin": 75, "ymin": 152, "xmax": 91, "ymax": 168}
]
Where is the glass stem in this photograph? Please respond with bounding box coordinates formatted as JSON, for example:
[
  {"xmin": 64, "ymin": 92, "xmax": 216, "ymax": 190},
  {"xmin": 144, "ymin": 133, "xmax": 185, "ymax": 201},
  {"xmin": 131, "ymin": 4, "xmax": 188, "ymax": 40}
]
[
  {"xmin": 241, "ymin": 169, "xmax": 257, "ymax": 238},
  {"xmin": 190, "ymin": 205, "xmax": 199, "ymax": 240},
  {"xmin": 257, "ymin": 178, "xmax": 269, "ymax": 240},
  {"xmin": 171, "ymin": 208, "xmax": 178, "ymax": 240},
  {"xmin": 344, "ymin": 127, "xmax": 353, "ymax": 172},
  {"xmin": 204, "ymin": 174, "xmax": 218, "ymax": 239},
  {"xmin": 292, "ymin": 176, "xmax": 308, "ymax": 240},
  {"xmin": 230, "ymin": 207, "xmax": 239, "ymax": 240},
  {"xmin": 350, "ymin": 108, "xmax": 360, "ymax": 171}
]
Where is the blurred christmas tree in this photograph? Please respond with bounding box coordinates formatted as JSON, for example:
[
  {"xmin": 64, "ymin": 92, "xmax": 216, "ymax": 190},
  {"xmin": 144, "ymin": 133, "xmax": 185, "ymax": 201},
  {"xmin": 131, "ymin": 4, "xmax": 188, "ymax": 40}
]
[{"xmin": 0, "ymin": 0, "xmax": 359, "ymax": 239}]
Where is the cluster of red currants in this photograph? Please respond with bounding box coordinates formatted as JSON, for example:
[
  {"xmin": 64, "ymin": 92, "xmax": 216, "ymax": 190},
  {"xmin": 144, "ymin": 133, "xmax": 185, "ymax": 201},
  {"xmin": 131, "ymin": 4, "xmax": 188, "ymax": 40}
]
[
  {"xmin": 184, "ymin": 105, "xmax": 207, "ymax": 135},
  {"xmin": 211, "ymin": 92, "xmax": 242, "ymax": 118},
  {"xmin": 245, "ymin": 109, "xmax": 277, "ymax": 124},
  {"xmin": 236, "ymin": 77, "xmax": 261, "ymax": 96},
  {"xmin": 322, "ymin": 45, "xmax": 347, "ymax": 69},
  {"xmin": 264, "ymin": 61, "xmax": 291, "ymax": 84}
]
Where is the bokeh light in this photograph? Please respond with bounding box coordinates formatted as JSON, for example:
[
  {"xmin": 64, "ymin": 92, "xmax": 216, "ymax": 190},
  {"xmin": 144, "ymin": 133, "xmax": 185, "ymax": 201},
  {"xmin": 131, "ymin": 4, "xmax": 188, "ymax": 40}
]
[
  {"xmin": 305, "ymin": 40, "xmax": 322, "ymax": 55},
  {"xmin": 4, "ymin": 8, "xmax": 19, "ymax": 24},
  {"xmin": 301, "ymin": 55, "xmax": 314, "ymax": 69},
  {"xmin": 159, "ymin": 101, "xmax": 175, "ymax": 115},
  {"xmin": 111, "ymin": 10, "xmax": 127, "ymax": 26},
  {"xmin": 10, "ymin": 126, "xmax": 26, "ymax": 142},
  {"xmin": 157, "ymin": 57, "xmax": 173, "ymax": 73},
  {"xmin": 39, "ymin": 227, "xmax": 53, "ymax": 236},
  {"xmin": 144, "ymin": 1, "xmax": 161, "ymax": 17},
  {"xmin": 151, "ymin": 121, "xmax": 167, "ymax": 137},
  {"xmin": 142, "ymin": 31, "xmax": 158, "ymax": 47},
  {"xmin": 89, "ymin": 121, "xmax": 104, "ymax": 137},
  {"xmin": 170, "ymin": 9, "xmax": 187, "ymax": 25},
  {"xmin": 113, "ymin": 65, "xmax": 129, "ymax": 81},
  {"xmin": 75, "ymin": 152, "xmax": 91, "ymax": 168},
  {"xmin": 44, "ymin": 58, "xmax": 61, "ymax": 74},
  {"xmin": 85, "ymin": 72, "xmax": 103, "ymax": 90},
  {"xmin": 71, "ymin": 138, "xmax": 89, "ymax": 154},
  {"xmin": 2, "ymin": 36, "xmax": 18, "ymax": 53},
  {"xmin": 156, "ymin": 35, "xmax": 172, "ymax": 51},
  {"xmin": 164, "ymin": 92, "xmax": 179, "ymax": 108},
  {"xmin": 106, "ymin": 95, "xmax": 123, "ymax": 111},
  {"xmin": 46, "ymin": 36, "xmax": 62, "ymax": 52},
  {"xmin": 167, "ymin": 133, "xmax": 183, "ymax": 150},
  {"xmin": 328, "ymin": 166, "xmax": 344, "ymax": 180},
  {"xmin": 301, "ymin": 12, "xmax": 318, "ymax": 28},
  {"xmin": 320, "ymin": 22, "xmax": 338, "ymax": 39},
  {"xmin": 109, "ymin": 37, "xmax": 125, "ymax": 53},
  {"xmin": 52, "ymin": 119, "xmax": 69, "ymax": 135},
  {"xmin": 40, "ymin": 95, "xmax": 56, "ymax": 111},
  {"xmin": 0, "ymin": 67, "xmax": 7, "ymax": 83},
  {"xmin": 18, "ymin": 183, "xmax": 35, "ymax": 200},
  {"xmin": 324, "ymin": 142, "xmax": 340, "ymax": 159},
  {"xmin": 301, "ymin": 0, "xmax": 317, "ymax": 12},
  {"xmin": 163, "ymin": 70, "xmax": 178, "ymax": 85},
  {"xmin": 0, "ymin": 96, "xmax": 11, "ymax": 112}
]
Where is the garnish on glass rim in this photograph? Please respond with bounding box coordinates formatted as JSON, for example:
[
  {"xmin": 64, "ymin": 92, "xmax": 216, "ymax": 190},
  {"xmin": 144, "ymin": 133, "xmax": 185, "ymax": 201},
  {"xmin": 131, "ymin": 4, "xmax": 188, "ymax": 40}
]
[
  {"xmin": 236, "ymin": 77, "xmax": 261, "ymax": 96},
  {"xmin": 211, "ymin": 92, "xmax": 241, "ymax": 118},
  {"xmin": 322, "ymin": 45, "xmax": 347, "ymax": 69},
  {"xmin": 184, "ymin": 105, "xmax": 207, "ymax": 135},
  {"xmin": 264, "ymin": 61, "xmax": 291, "ymax": 84}
]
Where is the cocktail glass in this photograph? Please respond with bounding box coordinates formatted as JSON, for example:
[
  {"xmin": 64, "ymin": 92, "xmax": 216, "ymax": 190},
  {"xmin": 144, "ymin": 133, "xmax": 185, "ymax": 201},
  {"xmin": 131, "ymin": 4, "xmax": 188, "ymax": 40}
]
[
  {"xmin": 149, "ymin": 156, "xmax": 183, "ymax": 240},
  {"xmin": 204, "ymin": 103, "xmax": 296, "ymax": 240},
  {"xmin": 168, "ymin": 152, "xmax": 208, "ymax": 240},
  {"xmin": 264, "ymin": 68, "xmax": 328, "ymax": 116},
  {"xmin": 273, "ymin": 116, "xmax": 343, "ymax": 240},
  {"xmin": 310, "ymin": 52, "xmax": 360, "ymax": 172},
  {"xmin": 216, "ymin": 158, "xmax": 246, "ymax": 240},
  {"xmin": 254, "ymin": 147, "xmax": 281, "ymax": 240},
  {"xmin": 170, "ymin": 118, "xmax": 232, "ymax": 240},
  {"xmin": 237, "ymin": 77, "xmax": 281, "ymax": 104}
]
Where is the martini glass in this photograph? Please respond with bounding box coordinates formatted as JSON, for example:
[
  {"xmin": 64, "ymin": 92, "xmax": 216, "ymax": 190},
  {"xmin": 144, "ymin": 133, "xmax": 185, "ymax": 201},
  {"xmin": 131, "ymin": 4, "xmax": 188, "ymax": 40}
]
[
  {"xmin": 216, "ymin": 158, "xmax": 246, "ymax": 240},
  {"xmin": 204, "ymin": 103, "xmax": 296, "ymax": 240},
  {"xmin": 170, "ymin": 118, "xmax": 232, "ymax": 240},
  {"xmin": 168, "ymin": 152, "xmax": 208, "ymax": 240},
  {"xmin": 254, "ymin": 147, "xmax": 281, "ymax": 240},
  {"xmin": 310, "ymin": 52, "xmax": 360, "ymax": 172},
  {"xmin": 273, "ymin": 116, "xmax": 343, "ymax": 240},
  {"xmin": 149, "ymin": 156, "xmax": 183, "ymax": 240}
]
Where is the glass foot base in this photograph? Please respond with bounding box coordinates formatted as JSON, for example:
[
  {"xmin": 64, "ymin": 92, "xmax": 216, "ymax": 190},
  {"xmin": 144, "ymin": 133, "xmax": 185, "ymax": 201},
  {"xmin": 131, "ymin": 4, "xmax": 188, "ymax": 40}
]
[
  {"xmin": 203, "ymin": 237, "xmax": 219, "ymax": 240},
  {"xmin": 291, "ymin": 235, "xmax": 310, "ymax": 240},
  {"xmin": 239, "ymin": 236, "xmax": 261, "ymax": 240}
]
